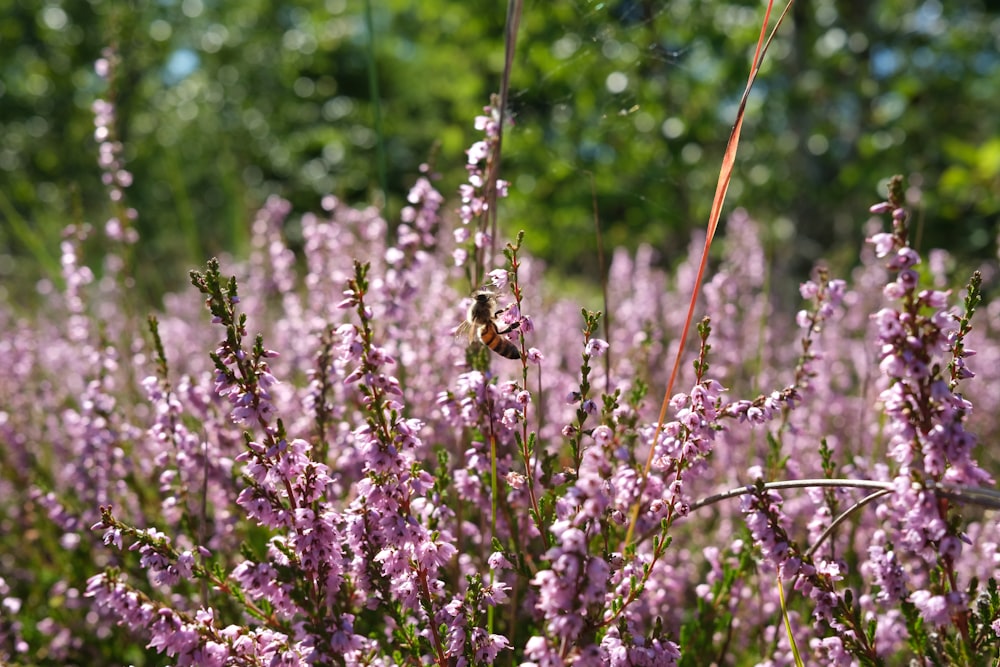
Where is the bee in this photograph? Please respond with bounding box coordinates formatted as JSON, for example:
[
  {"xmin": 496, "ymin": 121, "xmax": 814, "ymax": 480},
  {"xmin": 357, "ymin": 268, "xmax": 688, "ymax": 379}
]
[{"xmin": 456, "ymin": 289, "xmax": 521, "ymax": 360}]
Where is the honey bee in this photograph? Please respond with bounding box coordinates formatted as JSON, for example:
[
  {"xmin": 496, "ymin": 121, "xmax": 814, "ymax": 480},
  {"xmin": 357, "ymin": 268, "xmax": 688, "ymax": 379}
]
[{"xmin": 456, "ymin": 289, "xmax": 521, "ymax": 360}]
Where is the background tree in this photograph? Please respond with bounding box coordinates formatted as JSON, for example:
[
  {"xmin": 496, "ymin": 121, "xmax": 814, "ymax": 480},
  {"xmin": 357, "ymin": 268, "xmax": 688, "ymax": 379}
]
[{"xmin": 1, "ymin": 0, "xmax": 997, "ymax": 306}]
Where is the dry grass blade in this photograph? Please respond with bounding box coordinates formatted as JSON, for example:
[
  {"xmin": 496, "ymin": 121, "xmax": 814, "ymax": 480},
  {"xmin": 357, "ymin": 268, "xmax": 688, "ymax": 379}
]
[{"xmin": 624, "ymin": 0, "xmax": 798, "ymax": 549}]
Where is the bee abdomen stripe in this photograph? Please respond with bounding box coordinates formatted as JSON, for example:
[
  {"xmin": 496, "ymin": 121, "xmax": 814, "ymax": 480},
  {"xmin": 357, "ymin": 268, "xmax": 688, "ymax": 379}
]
[{"xmin": 481, "ymin": 325, "xmax": 520, "ymax": 359}]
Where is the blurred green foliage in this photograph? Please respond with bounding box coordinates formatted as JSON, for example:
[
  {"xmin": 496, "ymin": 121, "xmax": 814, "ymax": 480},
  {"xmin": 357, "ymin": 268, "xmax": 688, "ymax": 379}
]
[{"xmin": 1, "ymin": 0, "xmax": 998, "ymax": 307}]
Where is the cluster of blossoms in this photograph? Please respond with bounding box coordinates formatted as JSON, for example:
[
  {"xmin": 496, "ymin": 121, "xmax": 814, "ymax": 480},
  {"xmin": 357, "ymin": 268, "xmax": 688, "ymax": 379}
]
[
  {"xmin": 92, "ymin": 47, "xmax": 138, "ymax": 245},
  {"xmin": 454, "ymin": 99, "xmax": 509, "ymax": 274},
  {"xmin": 728, "ymin": 180, "xmax": 999, "ymax": 663},
  {"xmin": 863, "ymin": 183, "xmax": 991, "ymax": 632}
]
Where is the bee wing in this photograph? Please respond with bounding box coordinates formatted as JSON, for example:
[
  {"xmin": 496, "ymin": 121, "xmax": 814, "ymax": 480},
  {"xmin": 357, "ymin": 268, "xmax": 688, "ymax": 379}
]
[{"xmin": 454, "ymin": 320, "xmax": 477, "ymax": 342}]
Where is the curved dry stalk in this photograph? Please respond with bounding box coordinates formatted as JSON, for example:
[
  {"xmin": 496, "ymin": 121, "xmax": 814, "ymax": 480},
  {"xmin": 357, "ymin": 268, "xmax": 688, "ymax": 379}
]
[
  {"xmin": 686, "ymin": 478, "xmax": 1000, "ymax": 559},
  {"xmin": 804, "ymin": 489, "xmax": 892, "ymax": 559},
  {"xmin": 689, "ymin": 478, "xmax": 892, "ymax": 514}
]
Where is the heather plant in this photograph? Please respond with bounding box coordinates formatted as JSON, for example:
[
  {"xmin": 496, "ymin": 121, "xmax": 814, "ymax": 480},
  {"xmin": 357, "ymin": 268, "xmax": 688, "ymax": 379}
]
[{"xmin": 4, "ymin": 40, "xmax": 1000, "ymax": 667}]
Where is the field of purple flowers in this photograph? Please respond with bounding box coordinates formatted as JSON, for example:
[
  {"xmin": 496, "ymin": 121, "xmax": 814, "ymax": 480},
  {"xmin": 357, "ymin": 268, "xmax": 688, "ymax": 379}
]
[{"xmin": 3, "ymin": 53, "xmax": 1000, "ymax": 667}]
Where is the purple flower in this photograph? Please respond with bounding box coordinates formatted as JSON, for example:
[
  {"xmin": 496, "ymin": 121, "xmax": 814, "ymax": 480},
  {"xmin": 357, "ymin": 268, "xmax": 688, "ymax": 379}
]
[
  {"xmin": 488, "ymin": 269, "xmax": 509, "ymax": 290},
  {"xmin": 867, "ymin": 232, "xmax": 896, "ymax": 257},
  {"xmin": 910, "ymin": 589, "xmax": 952, "ymax": 627},
  {"xmin": 592, "ymin": 425, "xmax": 613, "ymax": 447},
  {"xmin": 467, "ymin": 140, "xmax": 489, "ymax": 164},
  {"xmin": 584, "ymin": 338, "xmax": 609, "ymax": 357},
  {"xmin": 488, "ymin": 551, "xmax": 512, "ymax": 570}
]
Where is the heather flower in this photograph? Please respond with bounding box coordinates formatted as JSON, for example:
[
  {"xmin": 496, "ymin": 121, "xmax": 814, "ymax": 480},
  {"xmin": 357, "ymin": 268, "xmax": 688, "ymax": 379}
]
[
  {"xmin": 488, "ymin": 268, "xmax": 509, "ymax": 290},
  {"xmin": 455, "ymin": 99, "xmax": 511, "ymax": 281},
  {"xmin": 8, "ymin": 59, "xmax": 1000, "ymax": 666},
  {"xmin": 863, "ymin": 540, "xmax": 909, "ymax": 604},
  {"xmin": 910, "ymin": 589, "xmax": 953, "ymax": 627},
  {"xmin": 91, "ymin": 48, "xmax": 139, "ymax": 246},
  {"xmin": 867, "ymin": 182, "xmax": 992, "ymax": 603},
  {"xmin": 585, "ymin": 338, "xmax": 609, "ymax": 357},
  {"xmin": 602, "ymin": 625, "xmax": 680, "ymax": 667},
  {"xmin": 527, "ymin": 448, "xmax": 616, "ymax": 655},
  {"xmin": 592, "ymin": 424, "xmax": 613, "ymax": 447},
  {"xmin": 811, "ymin": 636, "xmax": 853, "ymax": 666}
]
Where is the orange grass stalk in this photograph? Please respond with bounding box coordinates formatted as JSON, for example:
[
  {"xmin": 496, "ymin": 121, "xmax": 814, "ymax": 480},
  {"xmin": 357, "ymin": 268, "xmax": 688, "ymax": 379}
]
[{"xmin": 624, "ymin": 0, "xmax": 798, "ymax": 549}]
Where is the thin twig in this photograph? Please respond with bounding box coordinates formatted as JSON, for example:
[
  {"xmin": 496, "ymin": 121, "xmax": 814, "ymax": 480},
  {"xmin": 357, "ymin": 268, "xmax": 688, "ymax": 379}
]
[
  {"xmin": 687, "ymin": 478, "xmax": 1000, "ymax": 522},
  {"xmin": 805, "ymin": 489, "xmax": 892, "ymax": 559},
  {"xmin": 689, "ymin": 478, "xmax": 891, "ymax": 514}
]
